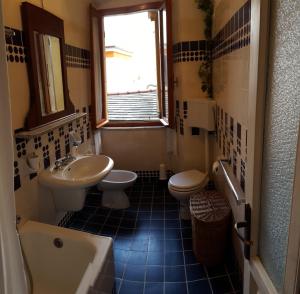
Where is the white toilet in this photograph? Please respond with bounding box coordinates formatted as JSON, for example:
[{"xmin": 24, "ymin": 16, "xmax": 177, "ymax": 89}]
[
  {"xmin": 97, "ymin": 170, "xmax": 137, "ymax": 209},
  {"xmin": 168, "ymin": 169, "xmax": 209, "ymax": 219}
]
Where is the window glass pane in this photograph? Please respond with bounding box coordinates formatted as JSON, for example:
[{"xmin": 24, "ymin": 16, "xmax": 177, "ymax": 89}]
[{"xmin": 104, "ymin": 12, "xmax": 159, "ymax": 121}]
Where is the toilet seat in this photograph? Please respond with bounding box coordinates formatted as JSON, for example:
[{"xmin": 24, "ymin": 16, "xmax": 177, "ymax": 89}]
[
  {"xmin": 101, "ymin": 170, "xmax": 137, "ymax": 185},
  {"xmin": 168, "ymin": 170, "xmax": 208, "ymax": 191},
  {"xmin": 169, "ymin": 184, "xmax": 203, "ymax": 193}
]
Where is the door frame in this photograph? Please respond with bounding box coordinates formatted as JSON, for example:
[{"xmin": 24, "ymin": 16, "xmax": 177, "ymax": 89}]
[
  {"xmin": 284, "ymin": 128, "xmax": 300, "ymax": 294},
  {"xmin": 244, "ymin": 0, "xmax": 277, "ymax": 292},
  {"xmin": 245, "ymin": 0, "xmax": 300, "ymax": 292}
]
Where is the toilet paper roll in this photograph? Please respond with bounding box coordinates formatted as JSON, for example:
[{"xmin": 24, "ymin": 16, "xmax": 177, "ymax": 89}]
[
  {"xmin": 212, "ymin": 161, "xmax": 219, "ymax": 174},
  {"xmin": 159, "ymin": 163, "xmax": 167, "ymax": 180}
]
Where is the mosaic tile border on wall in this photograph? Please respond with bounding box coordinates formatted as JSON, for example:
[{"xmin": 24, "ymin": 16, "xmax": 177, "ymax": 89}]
[
  {"xmin": 173, "ymin": 0, "xmax": 251, "ymax": 64},
  {"xmin": 13, "ymin": 107, "xmax": 91, "ymax": 191},
  {"xmin": 5, "ymin": 26, "xmax": 91, "ymax": 68},
  {"xmin": 173, "ymin": 40, "xmax": 210, "ymax": 63},
  {"xmin": 65, "ymin": 44, "xmax": 91, "ymax": 68},
  {"xmin": 212, "ymin": 0, "xmax": 251, "ymax": 59},
  {"xmin": 216, "ymin": 105, "xmax": 247, "ymax": 192}
]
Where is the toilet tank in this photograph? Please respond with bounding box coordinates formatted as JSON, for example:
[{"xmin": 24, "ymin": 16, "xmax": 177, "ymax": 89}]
[{"xmin": 185, "ymin": 98, "xmax": 216, "ymax": 131}]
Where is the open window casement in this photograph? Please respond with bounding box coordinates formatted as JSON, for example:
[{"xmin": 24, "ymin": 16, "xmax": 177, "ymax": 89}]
[
  {"xmin": 90, "ymin": 0, "xmax": 174, "ymax": 129},
  {"xmin": 158, "ymin": 0, "xmax": 174, "ymax": 128},
  {"xmin": 90, "ymin": 5, "xmax": 108, "ymax": 129}
]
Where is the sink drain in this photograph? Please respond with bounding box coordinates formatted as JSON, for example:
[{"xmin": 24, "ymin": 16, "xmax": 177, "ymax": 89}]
[{"xmin": 53, "ymin": 238, "xmax": 63, "ymax": 248}]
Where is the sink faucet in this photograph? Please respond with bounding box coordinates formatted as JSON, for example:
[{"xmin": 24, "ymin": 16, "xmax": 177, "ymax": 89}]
[
  {"xmin": 54, "ymin": 160, "xmax": 63, "ymax": 170},
  {"xmin": 54, "ymin": 155, "xmax": 75, "ymax": 170}
]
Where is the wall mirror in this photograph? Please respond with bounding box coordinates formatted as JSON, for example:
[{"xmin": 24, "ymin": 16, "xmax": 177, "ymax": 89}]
[{"xmin": 21, "ymin": 2, "xmax": 74, "ymax": 129}]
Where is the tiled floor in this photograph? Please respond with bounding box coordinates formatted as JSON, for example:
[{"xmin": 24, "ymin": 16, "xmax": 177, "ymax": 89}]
[{"xmin": 66, "ymin": 178, "xmax": 242, "ymax": 294}]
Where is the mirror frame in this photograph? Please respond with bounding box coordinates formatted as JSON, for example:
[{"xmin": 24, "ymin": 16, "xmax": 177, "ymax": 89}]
[{"xmin": 21, "ymin": 2, "xmax": 74, "ymax": 129}]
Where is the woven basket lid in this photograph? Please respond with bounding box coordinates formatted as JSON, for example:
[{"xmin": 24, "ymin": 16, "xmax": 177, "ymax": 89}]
[{"xmin": 190, "ymin": 191, "xmax": 231, "ymax": 222}]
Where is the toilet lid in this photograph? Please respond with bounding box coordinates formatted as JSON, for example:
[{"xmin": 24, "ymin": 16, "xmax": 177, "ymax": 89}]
[{"xmin": 169, "ymin": 170, "xmax": 207, "ymax": 190}]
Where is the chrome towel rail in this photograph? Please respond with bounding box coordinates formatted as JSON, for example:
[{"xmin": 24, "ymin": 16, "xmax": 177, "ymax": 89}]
[{"xmin": 219, "ymin": 159, "xmax": 246, "ymax": 205}]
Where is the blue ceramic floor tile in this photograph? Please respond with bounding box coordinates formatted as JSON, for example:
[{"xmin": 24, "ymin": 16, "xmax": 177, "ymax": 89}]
[
  {"xmin": 110, "ymin": 210, "xmax": 124, "ymax": 218},
  {"xmin": 114, "ymin": 262, "xmax": 125, "ymax": 279},
  {"xmin": 68, "ymin": 220, "xmax": 85, "ymax": 230},
  {"xmin": 80, "ymin": 206, "xmax": 97, "ymax": 214},
  {"xmin": 165, "ymin": 211, "xmax": 179, "ymax": 220},
  {"xmin": 149, "ymin": 220, "xmax": 164, "ymax": 229},
  {"xmin": 206, "ymin": 265, "xmax": 227, "ymax": 278},
  {"xmin": 120, "ymin": 218, "xmax": 136, "ymax": 229},
  {"xmin": 114, "ymin": 249, "xmax": 129, "ymax": 264},
  {"xmin": 131, "ymin": 238, "xmax": 149, "ymax": 251},
  {"xmin": 184, "ymin": 251, "xmax": 198, "ymax": 265},
  {"xmin": 180, "ymin": 219, "xmax": 192, "ymax": 228},
  {"xmin": 147, "ymin": 252, "xmax": 164, "ymax": 266},
  {"xmin": 96, "ymin": 207, "xmax": 110, "ymax": 216},
  {"xmin": 181, "ymin": 227, "xmax": 192, "ymax": 238},
  {"xmin": 210, "ymin": 276, "xmax": 234, "ymax": 294},
  {"xmin": 165, "ymin": 282, "xmax": 187, "ymax": 294},
  {"xmin": 105, "ymin": 217, "xmax": 121, "ymax": 227},
  {"xmin": 114, "ymin": 238, "xmax": 132, "ymax": 250},
  {"xmin": 65, "ymin": 180, "xmax": 242, "ymax": 294},
  {"xmin": 230, "ymin": 273, "xmax": 243, "ymax": 292},
  {"xmin": 133, "ymin": 228, "xmax": 150, "ymax": 240},
  {"xmin": 136, "ymin": 219, "xmax": 151, "ymax": 230},
  {"xmin": 182, "ymin": 238, "xmax": 193, "ymax": 251},
  {"xmin": 164, "ymin": 251, "xmax": 184, "ymax": 266},
  {"xmin": 165, "ymin": 266, "xmax": 186, "ymax": 282},
  {"xmin": 165, "ymin": 239, "xmax": 183, "ymax": 252},
  {"xmin": 165, "ymin": 219, "xmax": 180, "ymax": 229},
  {"xmin": 137, "ymin": 211, "xmax": 151, "ymax": 220},
  {"xmin": 151, "ymin": 211, "xmax": 165, "ymax": 220},
  {"xmin": 114, "ymin": 278, "xmax": 122, "ymax": 293},
  {"xmin": 127, "ymin": 251, "xmax": 148, "ymax": 265},
  {"xmin": 117, "ymin": 228, "xmax": 135, "ymax": 238},
  {"xmin": 186, "ymin": 264, "xmax": 206, "ymax": 281},
  {"xmin": 119, "ymin": 280, "xmax": 144, "ymax": 294},
  {"xmin": 100, "ymin": 225, "xmax": 118, "ymax": 237},
  {"xmin": 123, "ymin": 265, "xmax": 146, "ymax": 282},
  {"xmin": 165, "ymin": 228, "xmax": 181, "ymax": 239},
  {"xmin": 188, "ymin": 280, "xmax": 212, "ymax": 294},
  {"xmin": 149, "ymin": 229, "xmax": 165, "ymax": 239},
  {"xmin": 144, "ymin": 282, "xmax": 164, "ymax": 294},
  {"xmin": 88, "ymin": 214, "xmax": 106, "ymax": 224},
  {"xmin": 146, "ymin": 266, "xmax": 164, "ymax": 282},
  {"xmin": 148, "ymin": 239, "xmax": 164, "ymax": 252},
  {"xmin": 74, "ymin": 211, "xmax": 90, "ymax": 221},
  {"xmin": 123, "ymin": 210, "xmax": 138, "ymax": 220}
]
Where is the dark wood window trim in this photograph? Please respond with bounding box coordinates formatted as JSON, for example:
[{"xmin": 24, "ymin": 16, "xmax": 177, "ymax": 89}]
[
  {"xmin": 106, "ymin": 120, "xmax": 167, "ymax": 128},
  {"xmin": 21, "ymin": 2, "xmax": 75, "ymax": 130},
  {"xmin": 91, "ymin": 1, "xmax": 174, "ymax": 129},
  {"xmin": 90, "ymin": 6, "xmax": 108, "ymax": 130}
]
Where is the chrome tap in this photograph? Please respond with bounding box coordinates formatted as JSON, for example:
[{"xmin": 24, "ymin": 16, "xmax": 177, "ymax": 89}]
[{"xmin": 54, "ymin": 160, "xmax": 63, "ymax": 170}]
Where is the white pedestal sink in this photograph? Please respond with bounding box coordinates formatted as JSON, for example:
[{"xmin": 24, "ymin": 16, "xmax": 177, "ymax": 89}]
[{"xmin": 39, "ymin": 155, "xmax": 114, "ymax": 211}]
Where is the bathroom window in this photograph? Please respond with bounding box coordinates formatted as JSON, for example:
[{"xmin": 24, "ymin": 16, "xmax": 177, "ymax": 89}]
[{"xmin": 90, "ymin": 1, "xmax": 174, "ymax": 128}]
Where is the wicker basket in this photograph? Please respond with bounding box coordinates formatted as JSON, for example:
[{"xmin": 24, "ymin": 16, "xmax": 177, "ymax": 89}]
[{"xmin": 190, "ymin": 191, "xmax": 231, "ymax": 266}]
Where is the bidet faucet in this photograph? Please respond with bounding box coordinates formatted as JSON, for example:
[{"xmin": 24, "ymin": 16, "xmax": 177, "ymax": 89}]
[{"xmin": 54, "ymin": 160, "xmax": 63, "ymax": 170}]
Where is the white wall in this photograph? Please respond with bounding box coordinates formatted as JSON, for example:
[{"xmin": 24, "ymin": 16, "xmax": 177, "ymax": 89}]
[{"xmin": 101, "ymin": 127, "xmax": 167, "ymax": 170}]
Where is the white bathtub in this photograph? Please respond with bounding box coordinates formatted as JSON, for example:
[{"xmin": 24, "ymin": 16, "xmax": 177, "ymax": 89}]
[{"xmin": 19, "ymin": 221, "xmax": 115, "ymax": 294}]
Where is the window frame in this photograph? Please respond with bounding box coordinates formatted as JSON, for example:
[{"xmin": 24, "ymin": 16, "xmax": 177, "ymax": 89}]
[{"xmin": 91, "ymin": 1, "xmax": 174, "ymax": 129}]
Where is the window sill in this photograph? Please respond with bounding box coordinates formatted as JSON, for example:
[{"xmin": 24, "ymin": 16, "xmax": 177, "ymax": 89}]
[{"xmin": 103, "ymin": 119, "xmax": 168, "ymax": 129}]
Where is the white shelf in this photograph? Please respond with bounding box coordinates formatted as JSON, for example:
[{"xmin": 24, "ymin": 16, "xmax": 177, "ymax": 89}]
[{"xmin": 15, "ymin": 113, "xmax": 87, "ymax": 139}]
